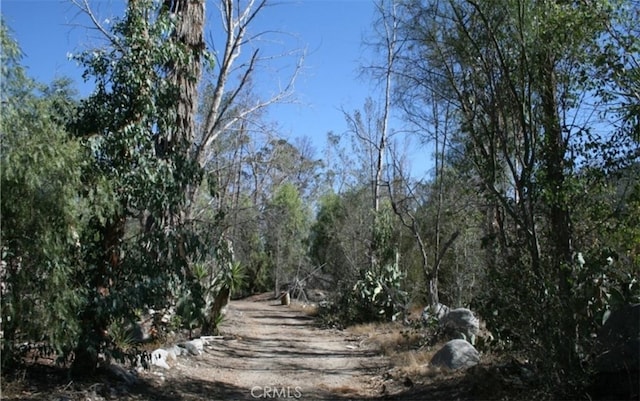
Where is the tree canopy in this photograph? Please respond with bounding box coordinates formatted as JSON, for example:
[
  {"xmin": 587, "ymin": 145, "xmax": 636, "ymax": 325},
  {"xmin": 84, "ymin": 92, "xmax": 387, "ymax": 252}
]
[{"xmin": 1, "ymin": 1, "xmax": 638, "ymax": 397}]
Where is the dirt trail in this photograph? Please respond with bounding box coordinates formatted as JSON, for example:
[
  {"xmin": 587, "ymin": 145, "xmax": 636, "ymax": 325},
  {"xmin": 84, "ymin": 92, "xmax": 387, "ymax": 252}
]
[
  {"xmin": 2, "ymin": 297, "xmax": 480, "ymax": 400},
  {"xmin": 2, "ymin": 295, "xmax": 545, "ymax": 400},
  {"xmin": 151, "ymin": 296, "xmax": 390, "ymax": 400}
]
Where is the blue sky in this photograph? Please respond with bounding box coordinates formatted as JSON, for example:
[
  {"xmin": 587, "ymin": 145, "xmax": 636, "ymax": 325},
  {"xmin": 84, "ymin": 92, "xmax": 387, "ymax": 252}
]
[{"xmin": 2, "ymin": 0, "xmax": 429, "ymax": 176}]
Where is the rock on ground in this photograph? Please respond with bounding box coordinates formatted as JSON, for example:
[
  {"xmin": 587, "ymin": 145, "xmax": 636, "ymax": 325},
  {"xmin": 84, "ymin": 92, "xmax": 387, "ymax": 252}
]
[
  {"xmin": 421, "ymin": 303, "xmax": 450, "ymax": 322},
  {"xmin": 430, "ymin": 339, "xmax": 480, "ymax": 370},
  {"xmin": 180, "ymin": 338, "xmax": 204, "ymax": 356},
  {"xmin": 165, "ymin": 344, "xmax": 184, "ymax": 357},
  {"xmin": 440, "ymin": 308, "xmax": 479, "ymax": 344},
  {"xmin": 151, "ymin": 348, "xmax": 171, "ymax": 370},
  {"xmin": 105, "ymin": 363, "xmax": 138, "ymax": 385}
]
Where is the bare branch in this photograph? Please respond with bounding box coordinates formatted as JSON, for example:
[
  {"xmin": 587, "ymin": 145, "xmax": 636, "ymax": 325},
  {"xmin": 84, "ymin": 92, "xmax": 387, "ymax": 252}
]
[
  {"xmin": 70, "ymin": 0, "xmax": 123, "ymax": 52},
  {"xmin": 194, "ymin": 0, "xmax": 303, "ymax": 167}
]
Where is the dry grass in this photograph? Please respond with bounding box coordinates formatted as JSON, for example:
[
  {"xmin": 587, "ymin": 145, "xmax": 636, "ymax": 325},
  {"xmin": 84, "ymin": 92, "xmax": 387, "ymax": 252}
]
[
  {"xmin": 346, "ymin": 320, "xmax": 456, "ymax": 383},
  {"xmin": 288, "ymin": 301, "xmax": 319, "ymax": 316},
  {"xmin": 348, "ymin": 321, "xmax": 422, "ymax": 353},
  {"xmin": 388, "ymin": 348, "xmax": 447, "ymax": 378}
]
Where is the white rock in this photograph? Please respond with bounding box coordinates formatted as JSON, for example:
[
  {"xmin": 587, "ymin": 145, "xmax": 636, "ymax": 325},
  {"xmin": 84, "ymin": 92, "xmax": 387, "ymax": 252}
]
[
  {"xmin": 165, "ymin": 348, "xmax": 177, "ymax": 361},
  {"xmin": 151, "ymin": 348, "xmax": 171, "ymax": 369},
  {"xmin": 166, "ymin": 344, "xmax": 183, "ymax": 357},
  {"xmin": 180, "ymin": 338, "xmax": 204, "ymax": 355},
  {"xmin": 161, "ymin": 314, "xmax": 171, "ymax": 324}
]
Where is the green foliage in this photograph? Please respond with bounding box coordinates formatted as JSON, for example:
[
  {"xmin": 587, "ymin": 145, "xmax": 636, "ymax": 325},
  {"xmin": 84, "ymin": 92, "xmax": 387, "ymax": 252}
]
[
  {"xmin": 569, "ymin": 164, "xmax": 640, "ymax": 346},
  {"xmin": 65, "ymin": 0, "xmax": 206, "ymax": 368},
  {"xmin": 269, "ymin": 183, "xmax": 309, "ymax": 232},
  {"xmin": 389, "ymin": 0, "xmax": 639, "ymax": 396},
  {"xmin": 182, "ymin": 238, "xmax": 246, "ymax": 335},
  {"xmin": 310, "ymin": 188, "xmax": 409, "ymax": 325},
  {"xmin": 1, "ymin": 21, "xmax": 87, "ymax": 367},
  {"xmin": 236, "ymin": 225, "xmax": 271, "ymax": 294},
  {"xmin": 371, "ymin": 201, "xmax": 398, "ymax": 267},
  {"xmin": 106, "ymin": 319, "xmax": 138, "ymax": 352},
  {"xmin": 243, "ymin": 247, "xmax": 271, "ymax": 294},
  {"xmin": 223, "ymin": 261, "xmax": 245, "ymax": 296},
  {"xmin": 318, "ymin": 259, "xmax": 407, "ymax": 328},
  {"xmin": 176, "ymin": 286, "xmax": 204, "ymax": 333},
  {"xmin": 309, "ymin": 192, "xmax": 348, "ymax": 274},
  {"xmin": 353, "ymin": 262, "xmax": 407, "ymax": 321},
  {"xmin": 309, "ymin": 188, "xmax": 372, "ymax": 282},
  {"xmin": 264, "ymin": 182, "xmax": 311, "ymax": 290}
]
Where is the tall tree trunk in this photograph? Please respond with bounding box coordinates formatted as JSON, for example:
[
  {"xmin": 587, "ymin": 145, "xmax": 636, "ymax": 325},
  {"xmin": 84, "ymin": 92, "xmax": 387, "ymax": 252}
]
[
  {"xmin": 164, "ymin": 0, "xmax": 205, "ymax": 210},
  {"xmin": 161, "ymin": 0, "xmax": 205, "ymax": 277},
  {"xmin": 73, "ymin": 215, "xmax": 125, "ymax": 376},
  {"xmin": 369, "ymin": 0, "xmax": 397, "ymax": 274},
  {"xmin": 539, "ymin": 49, "xmax": 576, "ymax": 372},
  {"xmin": 201, "ymin": 285, "xmax": 230, "ymax": 335},
  {"xmin": 166, "ymin": 0, "xmax": 204, "ymax": 144}
]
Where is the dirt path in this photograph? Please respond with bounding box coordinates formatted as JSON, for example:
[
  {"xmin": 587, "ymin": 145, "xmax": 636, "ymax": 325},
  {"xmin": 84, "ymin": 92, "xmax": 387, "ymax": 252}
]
[
  {"xmin": 148, "ymin": 296, "xmax": 390, "ymax": 400},
  {"xmin": 2, "ymin": 297, "xmax": 486, "ymax": 400},
  {"xmin": 2, "ymin": 296, "xmax": 546, "ymax": 400}
]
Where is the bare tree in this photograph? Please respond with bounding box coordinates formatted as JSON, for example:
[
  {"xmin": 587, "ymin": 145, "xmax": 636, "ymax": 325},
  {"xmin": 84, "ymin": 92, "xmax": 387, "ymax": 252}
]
[
  {"xmin": 193, "ymin": 0, "xmax": 304, "ymax": 169},
  {"xmin": 386, "ymin": 100, "xmax": 459, "ymax": 308},
  {"xmin": 346, "ymin": 0, "xmax": 403, "ymax": 272}
]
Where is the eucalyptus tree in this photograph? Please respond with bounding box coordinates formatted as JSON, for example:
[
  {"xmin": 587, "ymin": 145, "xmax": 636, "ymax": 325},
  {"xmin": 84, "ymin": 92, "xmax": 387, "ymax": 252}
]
[
  {"xmin": 364, "ymin": 0, "xmax": 471, "ymax": 310},
  {"xmin": 192, "ymin": 0, "xmax": 303, "ymax": 170},
  {"xmin": 341, "ymin": 99, "xmax": 398, "ymax": 273},
  {"xmin": 593, "ymin": 0, "xmax": 640, "ymax": 144},
  {"xmin": 67, "ymin": 0, "xmax": 305, "ymax": 356},
  {"xmin": 322, "ymin": 94, "xmax": 410, "ymax": 322},
  {"xmin": 68, "ymin": 0, "xmax": 208, "ymax": 371},
  {"xmin": 345, "ymin": 0, "xmax": 401, "ymax": 276}
]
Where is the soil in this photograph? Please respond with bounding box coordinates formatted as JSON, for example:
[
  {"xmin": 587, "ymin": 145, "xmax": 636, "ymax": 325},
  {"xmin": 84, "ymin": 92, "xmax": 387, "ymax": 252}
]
[{"xmin": 147, "ymin": 294, "xmax": 391, "ymax": 400}]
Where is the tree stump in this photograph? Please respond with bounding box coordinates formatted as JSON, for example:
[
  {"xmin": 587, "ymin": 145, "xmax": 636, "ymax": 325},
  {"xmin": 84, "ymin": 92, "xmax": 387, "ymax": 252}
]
[{"xmin": 280, "ymin": 291, "xmax": 290, "ymax": 306}]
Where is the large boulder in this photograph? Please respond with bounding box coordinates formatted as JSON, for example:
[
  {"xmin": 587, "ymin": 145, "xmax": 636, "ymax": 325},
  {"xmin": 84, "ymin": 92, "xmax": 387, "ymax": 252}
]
[
  {"xmin": 430, "ymin": 339, "xmax": 480, "ymax": 370},
  {"xmin": 440, "ymin": 308, "xmax": 480, "ymax": 344}
]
